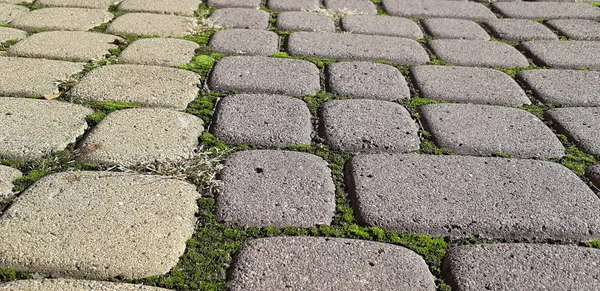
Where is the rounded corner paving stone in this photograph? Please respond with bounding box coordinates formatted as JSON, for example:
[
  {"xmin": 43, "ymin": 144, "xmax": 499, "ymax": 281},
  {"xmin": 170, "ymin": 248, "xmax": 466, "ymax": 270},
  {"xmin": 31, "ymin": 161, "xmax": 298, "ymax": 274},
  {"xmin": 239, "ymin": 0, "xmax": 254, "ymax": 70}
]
[
  {"xmin": 382, "ymin": 0, "xmax": 496, "ymax": 20},
  {"xmin": 546, "ymin": 107, "xmax": 600, "ymax": 156},
  {"xmin": 429, "ymin": 39, "xmax": 529, "ymax": 68},
  {"xmin": 208, "ymin": 8, "xmax": 270, "ymax": 30},
  {"xmin": 116, "ymin": 0, "xmax": 201, "ymax": 16},
  {"xmin": 107, "ymin": 13, "xmax": 196, "ymax": 37},
  {"xmin": 546, "ymin": 19, "xmax": 600, "ymax": 41},
  {"xmin": 517, "ymin": 69, "xmax": 600, "ymax": 106},
  {"xmin": 0, "ymin": 4, "xmax": 28, "ymax": 23},
  {"xmin": 0, "ymin": 279, "xmax": 175, "ymax": 290},
  {"xmin": 484, "ymin": 19, "xmax": 558, "ymax": 42},
  {"xmin": 207, "ymin": 0, "xmax": 260, "ymax": 8},
  {"xmin": 277, "ymin": 11, "xmax": 336, "ymax": 32},
  {"xmin": 0, "ymin": 27, "xmax": 27, "ymax": 43},
  {"xmin": 341, "ymin": 15, "xmax": 423, "ymax": 39},
  {"xmin": 520, "ymin": 40, "xmax": 600, "ymax": 70},
  {"xmin": 209, "ymin": 29, "xmax": 279, "ymax": 56},
  {"xmin": 10, "ymin": 7, "xmax": 113, "ymax": 32},
  {"xmin": 493, "ymin": 2, "xmax": 600, "ymax": 21},
  {"xmin": 422, "ymin": 18, "xmax": 489, "ymax": 40},
  {"xmin": 118, "ymin": 38, "xmax": 199, "ymax": 67},
  {"xmin": 0, "ymin": 165, "xmax": 21, "ymax": 200},
  {"xmin": 323, "ymin": 0, "xmax": 377, "ymax": 15},
  {"xmin": 267, "ymin": 0, "xmax": 320, "ymax": 11}
]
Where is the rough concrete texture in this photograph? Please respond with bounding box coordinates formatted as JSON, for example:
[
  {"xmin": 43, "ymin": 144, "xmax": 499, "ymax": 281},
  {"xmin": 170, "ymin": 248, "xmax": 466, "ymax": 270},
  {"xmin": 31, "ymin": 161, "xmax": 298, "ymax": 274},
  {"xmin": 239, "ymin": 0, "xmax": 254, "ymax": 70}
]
[
  {"xmin": 0, "ymin": 279, "xmax": 174, "ymax": 290},
  {"xmin": 517, "ymin": 69, "xmax": 600, "ymax": 106},
  {"xmin": 207, "ymin": 0, "xmax": 260, "ymax": 8},
  {"xmin": 429, "ymin": 39, "xmax": 529, "ymax": 68},
  {"xmin": 118, "ymin": 37, "xmax": 199, "ymax": 67},
  {"xmin": 34, "ymin": 0, "xmax": 117, "ymax": 9},
  {"xmin": 0, "ymin": 98, "xmax": 92, "ymax": 161},
  {"xmin": 208, "ymin": 56, "xmax": 321, "ymax": 96},
  {"xmin": 0, "ymin": 27, "xmax": 27, "ymax": 43},
  {"xmin": 117, "ymin": 0, "xmax": 201, "ymax": 16},
  {"xmin": 324, "ymin": 0, "xmax": 377, "ymax": 15},
  {"xmin": 326, "ymin": 61, "xmax": 410, "ymax": 101},
  {"xmin": 208, "ymin": 8, "xmax": 270, "ymax": 30},
  {"xmin": 521, "ymin": 40, "xmax": 600, "ymax": 69},
  {"xmin": 0, "ymin": 4, "xmax": 28, "ymax": 23},
  {"xmin": 107, "ymin": 13, "xmax": 196, "ymax": 37},
  {"xmin": 420, "ymin": 104, "xmax": 564, "ymax": 159},
  {"xmin": 347, "ymin": 153, "xmax": 600, "ymax": 240},
  {"xmin": 382, "ymin": 0, "xmax": 496, "ymax": 20},
  {"xmin": 277, "ymin": 11, "xmax": 336, "ymax": 32},
  {"xmin": 485, "ymin": 19, "xmax": 558, "ymax": 41},
  {"xmin": 443, "ymin": 244, "xmax": 600, "ymax": 291},
  {"xmin": 411, "ymin": 65, "xmax": 530, "ymax": 106},
  {"xmin": 0, "ymin": 171, "xmax": 198, "ymax": 279},
  {"xmin": 319, "ymin": 100, "xmax": 419, "ymax": 153},
  {"xmin": 586, "ymin": 164, "xmax": 600, "ymax": 189},
  {"xmin": 422, "ymin": 18, "xmax": 489, "ymax": 40},
  {"xmin": 287, "ymin": 32, "xmax": 429, "ymax": 64},
  {"xmin": 267, "ymin": 0, "xmax": 320, "ymax": 11},
  {"xmin": 77, "ymin": 108, "xmax": 203, "ymax": 165},
  {"xmin": 10, "ymin": 8, "xmax": 113, "ymax": 31},
  {"xmin": 210, "ymin": 94, "xmax": 312, "ymax": 147},
  {"xmin": 216, "ymin": 150, "xmax": 336, "ymax": 228},
  {"xmin": 209, "ymin": 29, "xmax": 279, "ymax": 56},
  {"xmin": 0, "ymin": 165, "xmax": 21, "ymax": 200},
  {"xmin": 493, "ymin": 2, "xmax": 600, "ymax": 20},
  {"xmin": 229, "ymin": 237, "xmax": 437, "ymax": 291},
  {"xmin": 546, "ymin": 19, "xmax": 600, "ymax": 41},
  {"xmin": 546, "ymin": 107, "xmax": 600, "ymax": 156},
  {"xmin": 341, "ymin": 15, "xmax": 423, "ymax": 39},
  {"xmin": 0, "ymin": 0, "xmax": 31, "ymax": 3},
  {"xmin": 69, "ymin": 64, "xmax": 200, "ymax": 109}
]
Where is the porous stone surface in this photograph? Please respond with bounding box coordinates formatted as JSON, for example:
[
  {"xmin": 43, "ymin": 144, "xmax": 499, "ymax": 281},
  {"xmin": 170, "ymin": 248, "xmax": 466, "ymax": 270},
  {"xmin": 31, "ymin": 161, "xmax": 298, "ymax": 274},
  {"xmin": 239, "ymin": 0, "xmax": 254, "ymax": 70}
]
[
  {"xmin": 517, "ymin": 69, "xmax": 600, "ymax": 106},
  {"xmin": 118, "ymin": 38, "xmax": 199, "ymax": 67},
  {"xmin": 319, "ymin": 100, "xmax": 419, "ymax": 153},
  {"xmin": 229, "ymin": 237, "xmax": 437, "ymax": 291},
  {"xmin": 116, "ymin": 0, "xmax": 201, "ymax": 16},
  {"xmin": 382, "ymin": 0, "xmax": 496, "ymax": 20},
  {"xmin": 443, "ymin": 244, "xmax": 600, "ymax": 291},
  {"xmin": 34, "ymin": 0, "xmax": 117, "ymax": 9},
  {"xmin": 493, "ymin": 2, "xmax": 600, "ymax": 20},
  {"xmin": 207, "ymin": 0, "xmax": 260, "ymax": 8},
  {"xmin": 0, "ymin": 165, "xmax": 21, "ymax": 200},
  {"xmin": 210, "ymin": 94, "xmax": 312, "ymax": 147},
  {"xmin": 586, "ymin": 164, "xmax": 600, "ymax": 189},
  {"xmin": 0, "ymin": 279, "xmax": 174, "ymax": 290},
  {"xmin": 0, "ymin": 4, "xmax": 28, "ymax": 23},
  {"xmin": 267, "ymin": 0, "xmax": 320, "ymax": 11},
  {"xmin": 0, "ymin": 171, "xmax": 198, "ymax": 279},
  {"xmin": 107, "ymin": 13, "xmax": 196, "ymax": 37},
  {"xmin": 288, "ymin": 32, "xmax": 429, "ymax": 64},
  {"xmin": 546, "ymin": 107, "xmax": 600, "ymax": 156},
  {"xmin": 277, "ymin": 11, "xmax": 335, "ymax": 32},
  {"xmin": 208, "ymin": 8, "xmax": 270, "ymax": 30},
  {"xmin": 420, "ymin": 104, "xmax": 563, "ymax": 158},
  {"xmin": 216, "ymin": 150, "xmax": 336, "ymax": 228},
  {"xmin": 485, "ymin": 19, "xmax": 558, "ymax": 41},
  {"xmin": 0, "ymin": 98, "xmax": 93, "ymax": 161},
  {"xmin": 326, "ymin": 61, "xmax": 410, "ymax": 101},
  {"xmin": 422, "ymin": 18, "xmax": 489, "ymax": 40},
  {"xmin": 209, "ymin": 29, "xmax": 279, "ymax": 56},
  {"xmin": 546, "ymin": 19, "xmax": 600, "ymax": 41},
  {"xmin": 69, "ymin": 64, "xmax": 200, "ymax": 109},
  {"xmin": 0, "ymin": 27, "xmax": 27, "ymax": 43},
  {"xmin": 208, "ymin": 56, "xmax": 320, "ymax": 96},
  {"xmin": 429, "ymin": 39, "xmax": 529, "ymax": 68},
  {"xmin": 347, "ymin": 154, "xmax": 600, "ymax": 240},
  {"xmin": 10, "ymin": 7, "xmax": 113, "ymax": 31},
  {"xmin": 324, "ymin": 0, "xmax": 377, "ymax": 15},
  {"xmin": 521, "ymin": 40, "xmax": 600, "ymax": 69},
  {"xmin": 411, "ymin": 65, "xmax": 530, "ymax": 106},
  {"xmin": 341, "ymin": 15, "xmax": 423, "ymax": 39}
]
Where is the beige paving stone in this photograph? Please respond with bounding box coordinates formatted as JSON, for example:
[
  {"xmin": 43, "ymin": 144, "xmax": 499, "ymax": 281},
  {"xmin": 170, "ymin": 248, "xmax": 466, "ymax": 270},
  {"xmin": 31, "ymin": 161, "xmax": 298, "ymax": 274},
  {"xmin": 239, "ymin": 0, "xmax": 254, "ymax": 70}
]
[
  {"xmin": 0, "ymin": 165, "xmax": 21, "ymax": 200},
  {"xmin": 0, "ymin": 279, "xmax": 173, "ymax": 290},
  {"xmin": 118, "ymin": 38, "xmax": 199, "ymax": 67},
  {"xmin": 107, "ymin": 13, "xmax": 196, "ymax": 37},
  {"xmin": 0, "ymin": 0, "xmax": 33, "ymax": 3},
  {"xmin": 34, "ymin": 0, "xmax": 119, "ymax": 9},
  {"xmin": 117, "ymin": 0, "xmax": 201, "ymax": 16},
  {"xmin": 10, "ymin": 7, "xmax": 113, "ymax": 31},
  {"xmin": 0, "ymin": 27, "xmax": 27, "ymax": 43},
  {"xmin": 0, "ymin": 3, "xmax": 28, "ymax": 23}
]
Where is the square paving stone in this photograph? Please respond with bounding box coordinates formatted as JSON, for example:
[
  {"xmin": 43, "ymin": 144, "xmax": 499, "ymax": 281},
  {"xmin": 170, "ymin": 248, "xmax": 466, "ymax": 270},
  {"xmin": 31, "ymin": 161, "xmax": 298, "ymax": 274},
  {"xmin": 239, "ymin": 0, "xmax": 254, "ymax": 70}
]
[
  {"xmin": 443, "ymin": 244, "xmax": 600, "ymax": 291},
  {"xmin": 0, "ymin": 165, "xmax": 21, "ymax": 200},
  {"xmin": 118, "ymin": 37, "xmax": 199, "ymax": 67},
  {"xmin": 420, "ymin": 103, "xmax": 564, "ymax": 158},
  {"xmin": 520, "ymin": 40, "xmax": 600, "ymax": 69},
  {"xmin": 326, "ymin": 61, "xmax": 410, "ymax": 101},
  {"xmin": 116, "ymin": 0, "xmax": 201, "ymax": 16},
  {"xmin": 422, "ymin": 18, "xmax": 489, "ymax": 40},
  {"xmin": 382, "ymin": 0, "xmax": 496, "ymax": 20},
  {"xmin": 546, "ymin": 19, "xmax": 600, "ymax": 41},
  {"xmin": 485, "ymin": 19, "xmax": 558, "ymax": 41},
  {"xmin": 208, "ymin": 8, "xmax": 270, "ymax": 30},
  {"xmin": 0, "ymin": 279, "xmax": 173, "ymax": 291},
  {"xmin": 207, "ymin": 0, "xmax": 260, "ymax": 8},
  {"xmin": 228, "ymin": 237, "xmax": 437, "ymax": 291},
  {"xmin": 547, "ymin": 107, "xmax": 600, "ymax": 156},
  {"xmin": 209, "ymin": 29, "xmax": 278, "ymax": 56},
  {"xmin": 347, "ymin": 154, "xmax": 600, "ymax": 240},
  {"xmin": 341, "ymin": 15, "xmax": 423, "ymax": 39},
  {"xmin": 0, "ymin": 27, "xmax": 27, "ymax": 43},
  {"xmin": 0, "ymin": 98, "xmax": 92, "ymax": 161},
  {"xmin": 34, "ymin": 0, "xmax": 117, "ymax": 9},
  {"xmin": 429, "ymin": 39, "xmax": 529, "ymax": 68},
  {"xmin": 493, "ymin": 2, "xmax": 600, "ymax": 20},
  {"xmin": 216, "ymin": 150, "xmax": 336, "ymax": 228},
  {"xmin": 319, "ymin": 100, "xmax": 419, "ymax": 153},
  {"xmin": 324, "ymin": 0, "xmax": 377, "ymax": 15},
  {"xmin": 517, "ymin": 69, "xmax": 600, "ymax": 106},
  {"xmin": 210, "ymin": 94, "xmax": 312, "ymax": 147},
  {"xmin": 267, "ymin": 0, "xmax": 320, "ymax": 11},
  {"xmin": 107, "ymin": 13, "xmax": 196, "ymax": 37},
  {"xmin": 411, "ymin": 65, "xmax": 530, "ymax": 106},
  {"xmin": 0, "ymin": 4, "xmax": 28, "ymax": 23},
  {"xmin": 10, "ymin": 8, "xmax": 113, "ymax": 31},
  {"xmin": 69, "ymin": 64, "xmax": 200, "ymax": 109},
  {"xmin": 0, "ymin": 171, "xmax": 198, "ymax": 279},
  {"xmin": 277, "ymin": 11, "xmax": 335, "ymax": 32}
]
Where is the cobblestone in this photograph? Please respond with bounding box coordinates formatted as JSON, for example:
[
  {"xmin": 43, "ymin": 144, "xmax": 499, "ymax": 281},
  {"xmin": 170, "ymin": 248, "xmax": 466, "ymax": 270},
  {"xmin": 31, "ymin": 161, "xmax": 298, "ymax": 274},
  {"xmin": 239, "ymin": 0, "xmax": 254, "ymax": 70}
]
[
  {"xmin": 0, "ymin": 165, "xmax": 21, "ymax": 200},
  {"xmin": 207, "ymin": 0, "xmax": 260, "ymax": 8},
  {"xmin": 517, "ymin": 69, "xmax": 600, "ymax": 106},
  {"xmin": 35, "ymin": 0, "xmax": 116, "ymax": 9},
  {"xmin": 0, "ymin": 279, "xmax": 173, "ymax": 290},
  {"xmin": 324, "ymin": 0, "xmax": 377, "ymax": 15},
  {"xmin": 10, "ymin": 7, "xmax": 113, "ymax": 31},
  {"xmin": 382, "ymin": 0, "xmax": 496, "ymax": 20},
  {"xmin": 341, "ymin": 15, "xmax": 423, "ymax": 39},
  {"xmin": 546, "ymin": 19, "xmax": 600, "ymax": 41},
  {"xmin": 277, "ymin": 11, "xmax": 335, "ymax": 32},
  {"xmin": 422, "ymin": 18, "xmax": 489, "ymax": 40},
  {"xmin": 547, "ymin": 107, "xmax": 600, "ymax": 156},
  {"xmin": 107, "ymin": 13, "xmax": 196, "ymax": 37},
  {"xmin": 116, "ymin": 0, "xmax": 200, "ymax": 16},
  {"xmin": 267, "ymin": 0, "xmax": 320, "ymax": 11},
  {"xmin": 208, "ymin": 8, "xmax": 270, "ymax": 30},
  {"xmin": 429, "ymin": 39, "xmax": 529, "ymax": 68},
  {"xmin": 0, "ymin": 27, "xmax": 26, "ymax": 43},
  {"xmin": 209, "ymin": 29, "xmax": 279, "ymax": 56},
  {"xmin": 118, "ymin": 38, "xmax": 199, "ymax": 67},
  {"xmin": 0, "ymin": 4, "xmax": 28, "ymax": 23},
  {"xmin": 493, "ymin": 2, "xmax": 600, "ymax": 20},
  {"xmin": 521, "ymin": 40, "xmax": 600, "ymax": 69},
  {"xmin": 484, "ymin": 19, "xmax": 558, "ymax": 41}
]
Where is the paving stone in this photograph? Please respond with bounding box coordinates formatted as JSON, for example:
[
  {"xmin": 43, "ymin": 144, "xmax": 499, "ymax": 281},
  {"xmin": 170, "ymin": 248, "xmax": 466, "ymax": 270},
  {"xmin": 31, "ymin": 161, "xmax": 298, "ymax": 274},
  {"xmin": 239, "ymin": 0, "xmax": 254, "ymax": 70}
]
[
  {"xmin": 382, "ymin": 0, "xmax": 496, "ymax": 20},
  {"xmin": 10, "ymin": 8, "xmax": 113, "ymax": 31},
  {"xmin": 0, "ymin": 27, "xmax": 26, "ymax": 43},
  {"xmin": 208, "ymin": 8, "xmax": 269, "ymax": 30},
  {"xmin": 493, "ymin": 2, "xmax": 600, "ymax": 20},
  {"xmin": 267, "ymin": 0, "xmax": 320, "ymax": 11},
  {"xmin": 520, "ymin": 40, "xmax": 600, "ymax": 69},
  {"xmin": 209, "ymin": 29, "xmax": 278, "ymax": 56},
  {"xmin": 420, "ymin": 104, "xmax": 563, "ymax": 158},
  {"xmin": 324, "ymin": 0, "xmax": 377, "ymax": 15},
  {"xmin": 277, "ymin": 11, "xmax": 335, "ymax": 32},
  {"xmin": 207, "ymin": 0, "xmax": 260, "ymax": 8},
  {"xmin": 0, "ymin": 171, "xmax": 198, "ymax": 279},
  {"xmin": 586, "ymin": 164, "xmax": 600, "ymax": 188},
  {"xmin": 216, "ymin": 150, "xmax": 336, "ymax": 228},
  {"xmin": 422, "ymin": 18, "xmax": 489, "ymax": 40},
  {"xmin": 34, "ymin": 0, "xmax": 117, "ymax": 9},
  {"xmin": 0, "ymin": 279, "xmax": 173, "ymax": 290},
  {"xmin": 288, "ymin": 32, "xmax": 429, "ymax": 64},
  {"xmin": 107, "ymin": 13, "xmax": 196, "ymax": 37},
  {"xmin": 429, "ymin": 40, "xmax": 529, "ymax": 68},
  {"xmin": 0, "ymin": 98, "xmax": 92, "ymax": 161},
  {"xmin": 116, "ymin": 0, "xmax": 200, "ymax": 16},
  {"xmin": 546, "ymin": 19, "xmax": 600, "ymax": 41},
  {"xmin": 319, "ymin": 100, "xmax": 419, "ymax": 153},
  {"xmin": 518, "ymin": 69, "xmax": 600, "ymax": 106},
  {"xmin": 326, "ymin": 61, "xmax": 410, "ymax": 101},
  {"xmin": 347, "ymin": 153, "xmax": 600, "ymax": 240},
  {"xmin": 546, "ymin": 107, "xmax": 600, "ymax": 156},
  {"xmin": 485, "ymin": 19, "xmax": 558, "ymax": 41},
  {"xmin": 7, "ymin": 31, "xmax": 122, "ymax": 62},
  {"xmin": 0, "ymin": 4, "xmax": 28, "ymax": 23},
  {"xmin": 341, "ymin": 15, "xmax": 423, "ymax": 39},
  {"xmin": 208, "ymin": 56, "xmax": 320, "ymax": 96},
  {"xmin": 229, "ymin": 237, "xmax": 437, "ymax": 291},
  {"xmin": 411, "ymin": 65, "xmax": 530, "ymax": 106},
  {"xmin": 118, "ymin": 37, "xmax": 199, "ymax": 67},
  {"xmin": 0, "ymin": 0, "xmax": 31, "ymax": 3},
  {"xmin": 443, "ymin": 244, "xmax": 600, "ymax": 291},
  {"xmin": 0, "ymin": 165, "xmax": 21, "ymax": 200},
  {"xmin": 70, "ymin": 64, "xmax": 200, "ymax": 109}
]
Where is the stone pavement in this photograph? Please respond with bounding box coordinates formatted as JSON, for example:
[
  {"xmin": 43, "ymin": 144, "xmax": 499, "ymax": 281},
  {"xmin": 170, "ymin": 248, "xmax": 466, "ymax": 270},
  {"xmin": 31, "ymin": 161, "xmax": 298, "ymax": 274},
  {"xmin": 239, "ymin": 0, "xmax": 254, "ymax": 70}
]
[{"xmin": 0, "ymin": 0, "xmax": 599, "ymax": 290}]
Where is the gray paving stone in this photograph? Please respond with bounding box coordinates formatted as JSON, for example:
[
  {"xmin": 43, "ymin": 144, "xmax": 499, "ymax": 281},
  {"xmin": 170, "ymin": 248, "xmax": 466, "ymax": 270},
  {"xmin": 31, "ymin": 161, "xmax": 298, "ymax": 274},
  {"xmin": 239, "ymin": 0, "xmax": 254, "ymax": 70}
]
[
  {"xmin": 422, "ymin": 18, "xmax": 489, "ymax": 40},
  {"xmin": 341, "ymin": 15, "xmax": 423, "ymax": 39},
  {"xmin": 520, "ymin": 40, "xmax": 600, "ymax": 69},
  {"xmin": 288, "ymin": 32, "xmax": 429, "ymax": 64},
  {"xmin": 429, "ymin": 40, "xmax": 529, "ymax": 68},
  {"xmin": 216, "ymin": 150, "xmax": 336, "ymax": 228},
  {"xmin": 326, "ymin": 61, "xmax": 410, "ymax": 101},
  {"xmin": 0, "ymin": 165, "xmax": 21, "ymax": 200},
  {"xmin": 518, "ymin": 69, "xmax": 600, "ymax": 106},
  {"xmin": 267, "ymin": 0, "xmax": 320, "ymax": 11},
  {"xmin": 0, "ymin": 4, "xmax": 27, "ymax": 23},
  {"xmin": 209, "ymin": 29, "xmax": 278, "ymax": 56},
  {"xmin": 382, "ymin": 0, "xmax": 496, "ymax": 20},
  {"xmin": 229, "ymin": 237, "xmax": 437, "ymax": 291},
  {"xmin": 493, "ymin": 2, "xmax": 600, "ymax": 20},
  {"xmin": 208, "ymin": 8, "xmax": 269, "ymax": 30},
  {"xmin": 411, "ymin": 65, "xmax": 530, "ymax": 106},
  {"xmin": 116, "ymin": 0, "xmax": 200, "ymax": 16},
  {"xmin": 485, "ymin": 19, "xmax": 558, "ymax": 41},
  {"xmin": 420, "ymin": 104, "xmax": 563, "ymax": 158},
  {"xmin": 207, "ymin": 0, "xmax": 260, "ymax": 8},
  {"xmin": 0, "ymin": 98, "xmax": 92, "ymax": 161},
  {"xmin": 107, "ymin": 13, "xmax": 196, "ymax": 37},
  {"xmin": 34, "ymin": 0, "xmax": 117, "ymax": 9},
  {"xmin": 546, "ymin": 19, "xmax": 600, "ymax": 41},
  {"xmin": 0, "ymin": 27, "xmax": 26, "ymax": 43},
  {"xmin": 7, "ymin": 31, "xmax": 122, "ymax": 62},
  {"xmin": 10, "ymin": 8, "xmax": 113, "ymax": 31},
  {"xmin": 347, "ymin": 153, "xmax": 600, "ymax": 240},
  {"xmin": 277, "ymin": 11, "xmax": 335, "ymax": 32},
  {"xmin": 546, "ymin": 107, "xmax": 600, "ymax": 156},
  {"xmin": 443, "ymin": 244, "xmax": 600, "ymax": 291},
  {"xmin": 70, "ymin": 64, "xmax": 200, "ymax": 109},
  {"xmin": 324, "ymin": 0, "xmax": 377, "ymax": 15},
  {"xmin": 586, "ymin": 164, "xmax": 600, "ymax": 189},
  {"xmin": 0, "ymin": 171, "xmax": 198, "ymax": 279},
  {"xmin": 208, "ymin": 56, "xmax": 320, "ymax": 96},
  {"xmin": 118, "ymin": 37, "xmax": 199, "ymax": 67},
  {"xmin": 0, "ymin": 279, "xmax": 173, "ymax": 290}
]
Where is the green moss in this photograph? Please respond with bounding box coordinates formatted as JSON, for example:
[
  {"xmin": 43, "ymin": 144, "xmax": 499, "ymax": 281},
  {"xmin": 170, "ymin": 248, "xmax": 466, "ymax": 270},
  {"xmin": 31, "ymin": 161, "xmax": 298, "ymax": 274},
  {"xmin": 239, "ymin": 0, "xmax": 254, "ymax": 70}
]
[
  {"xmin": 86, "ymin": 101, "xmax": 141, "ymax": 112},
  {"xmin": 179, "ymin": 54, "xmax": 222, "ymax": 76},
  {"xmin": 185, "ymin": 92, "xmax": 224, "ymax": 125},
  {"xmin": 16, "ymin": 2, "xmax": 43, "ymax": 10},
  {"xmin": 416, "ymin": 36, "xmax": 435, "ymax": 44},
  {"xmin": 90, "ymin": 22, "xmax": 109, "ymax": 32},
  {"xmin": 400, "ymin": 97, "xmax": 445, "ymax": 118},
  {"xmin": 295, "ymin": 92, "xmax": 347, "ymax": 116},
  {"xmin": 85, "ymin": 111, "xmax": 107, "ymax": 126},
  {"xmin": 0, "ymin": 23, "xmax": 10, "ymax": 27},
  {"xmin": 518, "ymin": 104, "xmax": 553, "ymax": 120},
  {"xmin": 0, "ymin": 269, "xmax": 32, "ymax": 282},
  {"xmin": 199, "ymin": 133, "xmax": 229, "ymax": 152},
  {"xmin": 271, "ymin": 52, "xmax": 291, "ymax": 58},
  {"xmin": 533, "ymin": 18, "xmax": 547, "ymax": 23},
  {"xmin": 83, "ymin": 59, "xmax": 108, "ymax": 72},
  {"xmin": 182, "ymin": 30, "xmax": 217, "ymax": 46},
  {"xmin": 588, "ymin": 240, "xmax": 600, "ymax": 249},
  {"xmin": 494, "ymin": 66, "xmax": 535, "ymax": 78},
  {"xmin": 371, "ymin": 0, "xmax": 381, "ymax": 3},
  {"xmin": 554, "ymin": 146, "xmax": 596, "ymax": 176},
  {"xmin": 493, "ymin": 152, "xmax": 512, "ymax": 158},
  {"xmin": 418, "ymin": 140, "xmax": 454, "ymax": 155},
  {"xmin": 489, "ymin": 37, "xmax": 518, "ymax": 47},
  {"xmin": 429, "ymin": 55, "xmax": 451, "ymax": 66},
  {"xmin": 437, "ymin": 280, "xmax": 452, "ymax": 291}
]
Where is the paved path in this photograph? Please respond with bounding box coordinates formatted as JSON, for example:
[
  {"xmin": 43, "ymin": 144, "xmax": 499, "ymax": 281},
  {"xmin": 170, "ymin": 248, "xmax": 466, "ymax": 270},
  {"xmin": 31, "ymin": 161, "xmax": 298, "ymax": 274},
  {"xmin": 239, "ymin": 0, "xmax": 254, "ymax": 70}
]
[{"xmin": 0, "ymin": 0, "xmax": 599, "ymax": 290}]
